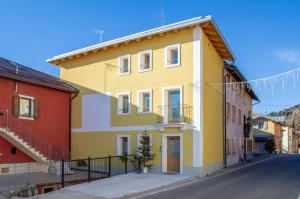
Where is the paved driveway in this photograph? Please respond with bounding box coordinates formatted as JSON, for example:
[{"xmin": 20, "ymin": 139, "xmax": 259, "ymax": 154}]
[
  {"xmin": 139, "ymin": 155, "xmax": 300, "ymax": 199},
  {"xmin": 65, "ymin": 173, "xmax": 192, "ymax": 198}
]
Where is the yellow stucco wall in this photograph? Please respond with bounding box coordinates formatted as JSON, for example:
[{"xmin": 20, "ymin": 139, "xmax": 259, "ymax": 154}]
[
  {"xmin": 60, "ymin": 28, "xmax": 194, "ymax": 128},
  {"xmin": 262, "ymin": 120, "xmax": 281, "ymax": 136},
  {"xmin": 202, "ymin": 32, "xmax": 224, "ymax": 165},
  {"xmin": 71, "ymin": 128, "xmax": 193, "ymax": 168}
]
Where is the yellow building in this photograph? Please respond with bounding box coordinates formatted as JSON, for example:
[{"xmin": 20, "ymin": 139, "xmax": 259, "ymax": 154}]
[
  {"xmin": 47, "ymin": 16, "xmax": 237, "ymax": 176},
  {"xmin": 253, "ymin": 115, "xmax": 283, "ymax": 153}
]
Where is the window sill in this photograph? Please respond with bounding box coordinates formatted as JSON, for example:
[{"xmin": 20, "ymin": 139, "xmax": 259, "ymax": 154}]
[
  {"xmin": 19, "ymin": 116, "xmax": 34, "ymax": 120},
  {"xmin": 137, "ymin": 111, "xmax": 152, "ymax": 115},
  {"xmin": 138, "ymin": 68, "xmax": 152, "ymax": 73},
  {"xmin": 118, "ymin": 72, "xmax": 130, "ymax": 76},
  {"xmin": 117, "ymin": 112, "xmax": 131, "ymax": 116},
  {"xmin": 165, "ymin": 63, "xmax": 180, "ymax": 68}
]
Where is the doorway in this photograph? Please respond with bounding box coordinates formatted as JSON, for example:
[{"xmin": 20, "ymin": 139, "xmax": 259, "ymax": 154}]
[
  {"xmin": 117, "ymin": 135, "xmax": 130, "ymax": 155},
  {"xmin": 162, "ymin": 134, "xmax": 182, "ymax": 174}
]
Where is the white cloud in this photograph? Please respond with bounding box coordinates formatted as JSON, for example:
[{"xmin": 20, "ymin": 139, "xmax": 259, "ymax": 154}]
[{"xmin": 274, "ymin": 48, "xmax": 300, "ymax": 64}]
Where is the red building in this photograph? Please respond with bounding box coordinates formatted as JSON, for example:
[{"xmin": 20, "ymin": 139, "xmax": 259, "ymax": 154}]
[{"xmin": 0, "ymin": 57, "xmax": 78, "ymax": 166}]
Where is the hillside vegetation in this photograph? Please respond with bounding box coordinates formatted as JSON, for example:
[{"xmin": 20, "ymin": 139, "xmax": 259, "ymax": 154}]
[{"xmin": 268, "ymin": 104, "xmax": 300, "ymax": 131}]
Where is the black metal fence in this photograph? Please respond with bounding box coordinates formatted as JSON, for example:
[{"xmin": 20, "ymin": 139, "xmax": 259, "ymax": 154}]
[{"xmin": 61, "ymin": 154, "xmax": 140, "ymax": 187}]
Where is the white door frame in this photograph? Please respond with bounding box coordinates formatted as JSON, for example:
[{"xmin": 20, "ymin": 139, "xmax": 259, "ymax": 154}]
[
  {"xmin": 162, "ymin": 133, "xmax": 183, "ymax": 174},
  {"xmin": 116, "ymin": 135, "xmax": 130, "ymax": 155}
]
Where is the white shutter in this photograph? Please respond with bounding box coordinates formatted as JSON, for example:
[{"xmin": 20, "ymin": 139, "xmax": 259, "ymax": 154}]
[
  {"xmin": 116, "ymin": 136, "xmax": 121, "ymax": 156},
  {"xmin": 263, "ymin": 122, "xmax": 268, "ymax": 129},
  {"xmin": 118, "ymin": 57, "xmax": 122, "ymax": 74},
  {"xmin": 117, "ymin": 95, "xmax": 122, "ymax": 114},
  {"xmin": 137, "ymin": 93, "xmax": 142, "ymax": 113}
]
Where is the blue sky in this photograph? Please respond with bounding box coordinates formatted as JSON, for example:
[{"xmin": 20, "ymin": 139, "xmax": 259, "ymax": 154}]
[{"xmin": 1, "ymin": 0, "xmax": 300, "ymax": 114}]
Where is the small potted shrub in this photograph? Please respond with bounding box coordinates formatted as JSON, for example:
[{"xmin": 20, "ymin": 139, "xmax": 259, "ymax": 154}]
[
  {"xmin": 131, "ymin": 130, "xmax": 155, "ymax": 174},
  {"xmin": 76, "ymin": 159, "xmax": 88, "ymax": 170}
]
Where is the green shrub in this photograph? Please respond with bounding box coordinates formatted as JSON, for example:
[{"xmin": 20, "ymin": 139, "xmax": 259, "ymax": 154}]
[{"xmin": 76, "ymin": 159, "xmax": 88, "ymax": 167}]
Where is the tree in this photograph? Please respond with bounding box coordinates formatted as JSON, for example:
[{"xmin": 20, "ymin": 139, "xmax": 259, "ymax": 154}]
[
  {"xmin": 244, "ymin": 111, "xmax": 253, "ymax": 138},
  {"xmin": 265, "ymin": 137, "xmax": 276, "ymax": 154},
  {"xmin": 131, "ymin": 130, "xmax": 155, "ymax": 173}
]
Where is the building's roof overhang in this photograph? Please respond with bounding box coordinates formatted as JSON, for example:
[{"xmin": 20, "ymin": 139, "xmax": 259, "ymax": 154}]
[
  {"xmin": 252, "ymin": 115, "xmax": 284, "ymax": 125},
  {"xmin": 253, "ymin": 128, "xmax": 274, "ymax": 141},
  {"xmin": 225, "ymin": 64, "xmax": 260, "ymax": 101},
  {"xmin": 47, "ymin": 16, "xmax": 235, "ymax": 66}
]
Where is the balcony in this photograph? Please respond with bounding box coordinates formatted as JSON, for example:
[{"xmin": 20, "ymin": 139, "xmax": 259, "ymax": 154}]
[{"xmin": 157, "ymin": 104, "xmax": 193, "ymax": 125}]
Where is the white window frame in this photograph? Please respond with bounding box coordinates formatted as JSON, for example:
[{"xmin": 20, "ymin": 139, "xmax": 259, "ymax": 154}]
[
  {"xmin": 165, "ymin": 44, "xmax": 181, "ymax": 68},
  {"xmin": 162, "ymin": 85, "xmax": 183, "ymax": 123},
  {"xmin": 137, "ymin": 89, "xmax": 152, "ymax": 114},
  {"xmin": 138, "ymin": 49, "xmax": 152, "ymax": 72},
  {"xmin": 136, "ymin": 134, "xmax": 152, "ymax": 154},
  {"xmin": 117, "ymin": 92, "xmax": 131, "ymax": 115},
  {"xmin": 116, "ymin": 135, "xmax": 130, "ymax": 155},
  {"xmin": 118, "ymin": 55, "xmax": 131, "ymax": 75},
  {"xmin": 19, "ymin": 94, "xmax": 35, "ymax": 120}
]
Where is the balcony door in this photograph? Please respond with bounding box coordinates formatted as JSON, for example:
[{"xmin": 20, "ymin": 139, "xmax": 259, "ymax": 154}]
[
  {"xmin": 162, "ymin": 85, "xmax": 183, "ymax": 124},
  {"xmin": 168, "ymin": 90, "xmax": 181, "ymax": 123}
]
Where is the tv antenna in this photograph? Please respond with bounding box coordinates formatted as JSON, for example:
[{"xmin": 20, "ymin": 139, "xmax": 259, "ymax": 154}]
[
  {"xmin": 93, "ymin": 28, "xmax": 104, "ymax": 43},
  {"xmin": 160, "ymin": 0, "xmax": 166, "ymax": 26}
]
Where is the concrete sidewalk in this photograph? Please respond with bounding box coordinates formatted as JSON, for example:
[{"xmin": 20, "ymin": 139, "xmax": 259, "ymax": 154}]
[
  {"xmin": 26, "ymin": 173, "xmax": 194, "ymax": 199},
  {"xmin": 65, "ymin": 173, "xmax": 194, "ymax": 198},
  {"xmin": 25, "ymin": 155, "xmax": 274, "ymax": 199}
]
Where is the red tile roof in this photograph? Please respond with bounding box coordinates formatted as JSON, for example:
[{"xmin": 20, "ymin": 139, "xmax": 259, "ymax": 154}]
[{"xmin": 0, "ymin": 57, "xmax": 78, "ymax": 93}]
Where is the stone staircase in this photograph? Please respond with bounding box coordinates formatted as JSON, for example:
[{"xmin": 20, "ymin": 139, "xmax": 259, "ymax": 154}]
[
  {"xmin": 0, "ymin": 128, "xmax": 48, "ymax": 163},
  {"xmin": 0, "ymin": 110, "xmax": 70, "ymax": 165}
]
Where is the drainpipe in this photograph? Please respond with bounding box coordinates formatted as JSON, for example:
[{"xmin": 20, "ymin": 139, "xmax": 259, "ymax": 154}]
[
  {"xmin": 68, "ymin": 92, "xmax": 78, "ymax": 158},
  {"xmin": 223, "ymin": 61, "xmax": 235, "ymax": 168}
]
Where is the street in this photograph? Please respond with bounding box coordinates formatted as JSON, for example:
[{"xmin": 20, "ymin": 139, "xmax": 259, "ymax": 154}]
[{"xmin": 139, "ymin": 155, "xmax": 300, "ymax": 199}]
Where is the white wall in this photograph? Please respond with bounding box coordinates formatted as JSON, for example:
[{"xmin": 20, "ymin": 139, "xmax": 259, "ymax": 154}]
[{"xmin": 282, "ymin": 126, "xmax": 289, "ymax": 153}]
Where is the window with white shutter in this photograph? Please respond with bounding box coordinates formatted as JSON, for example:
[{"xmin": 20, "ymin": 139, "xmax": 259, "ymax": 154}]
[
  {"xmin": 117, "ymin": 92, "xmax": 131, "ymax": 115},
  {"xmin": 138, "ymin": 50, "xmax": 152, "ymax": 72},
  {"xmin": 118, "ymin": 55, "xmax": 130, "ymax": 75}
]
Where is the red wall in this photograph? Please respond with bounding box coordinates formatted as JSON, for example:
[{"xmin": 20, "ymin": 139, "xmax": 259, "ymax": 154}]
[
  {"xmin": 0, "ymin": 137, "xmax": 34, "ymax": 163},
  {"xmin": 0, "ymin": 77, "xmax": 71, "ymax": 164}
]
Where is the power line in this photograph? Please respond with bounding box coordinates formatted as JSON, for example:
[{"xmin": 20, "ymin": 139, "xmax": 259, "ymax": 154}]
[{"xmin": 255, "ymin": 104, "xmax": 294, "ymax": 107}]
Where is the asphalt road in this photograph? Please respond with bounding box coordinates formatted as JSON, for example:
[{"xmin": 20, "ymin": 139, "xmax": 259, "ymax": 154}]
[{"xmin": 140, "ymin": 155, "xmax": 300, "ymax": 199}]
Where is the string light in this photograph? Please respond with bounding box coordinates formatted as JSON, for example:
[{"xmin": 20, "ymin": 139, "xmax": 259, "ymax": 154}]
[{"xmin": 226, "ymin": 67, "xmax": 300, "ymax": 95}]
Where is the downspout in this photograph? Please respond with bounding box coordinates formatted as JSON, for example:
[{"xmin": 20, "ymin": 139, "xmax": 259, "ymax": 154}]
[
  {"xmin": 68, "ymin": 91, "xmax": 78, "ymax": 159},
  {"xmin": 223, "ymin": 68, "xmax": 227, "ymax": 168},
  {"xmin": 14, "ymin": 81, "xmax": 18, "ymax": 93},
  {"xmin": 223, "ymin": 61, "xmax": 235, "ymax": 168}
]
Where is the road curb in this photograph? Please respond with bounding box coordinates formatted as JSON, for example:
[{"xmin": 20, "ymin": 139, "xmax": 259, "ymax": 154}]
[
  {"xmin": 209, "ymin": 156, "xmax": 275, "ymax": 178},
  {"xmin": 128, "ymin": 156, "xmax": 275, "ymax": 199}
]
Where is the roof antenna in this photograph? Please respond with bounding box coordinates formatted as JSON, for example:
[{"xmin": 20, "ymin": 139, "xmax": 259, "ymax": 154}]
[
  {"xmin": 16, "ymin": 65, "xmax": 19, "ymax": 75},
  {"xmin": 160, "ymin": 0, "xmax": 166, "ymax": 26},
  {"xmin": 93, "ymin": 28, "xmax": 104, "ymax": 43},
  {"xmin": 264, "ymin": 108, "xmax": 267, "ymax": 116}
]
